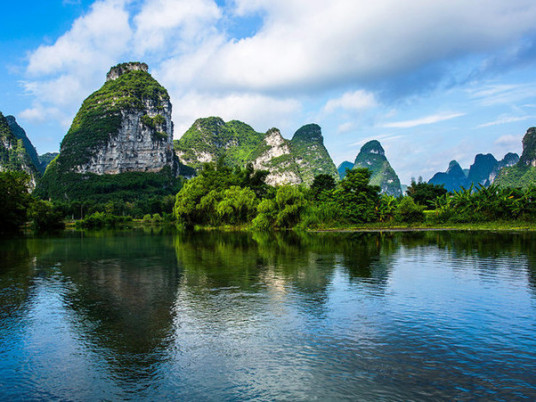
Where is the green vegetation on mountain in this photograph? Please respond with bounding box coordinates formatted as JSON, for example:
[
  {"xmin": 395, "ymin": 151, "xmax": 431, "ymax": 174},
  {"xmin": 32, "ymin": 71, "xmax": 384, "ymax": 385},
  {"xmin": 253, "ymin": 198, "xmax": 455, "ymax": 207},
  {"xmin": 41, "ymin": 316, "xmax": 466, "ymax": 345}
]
[
  {"xmin": 353, "ymin": 140, "xmax": 402, "ymax": 196},
  {"xmin": 55, "ymin": 65, "xmax": 169, "ymax": 172},
  {"xmin": 495, "ymin": 127, "xmax": 536, "ymax": 188},
  {"xmin": 174, "ymin": 117, "xmax": 264, "ymax": 169},
  {"xmin": 6, "ymin": 115, "xmax": 41, "ymax": 173},
  {"xmin": 174, "ymin": 119, "xmax": 337, "ymax": 185},
  {"xmin": 37, "ymin": 62, "xmax": 180, "ymax": 205},
  {"xmin": 290, "ymin": 124, "xmax": 338, "ymax": 185},
  {"xmin": 0, "ymin": 112, "xmax": 40, "ymax": 183},
  {"xmin": 38, "ymin": 152, "xmax": 59, "ymax": 171}
]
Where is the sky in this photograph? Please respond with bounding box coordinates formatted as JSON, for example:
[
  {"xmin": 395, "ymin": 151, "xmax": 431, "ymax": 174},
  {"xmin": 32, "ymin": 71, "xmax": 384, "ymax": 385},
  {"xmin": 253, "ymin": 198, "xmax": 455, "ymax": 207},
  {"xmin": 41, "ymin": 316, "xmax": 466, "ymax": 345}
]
[{"xmin": 2, "ymin": 0, "xmax": 536, "ymax": 183}]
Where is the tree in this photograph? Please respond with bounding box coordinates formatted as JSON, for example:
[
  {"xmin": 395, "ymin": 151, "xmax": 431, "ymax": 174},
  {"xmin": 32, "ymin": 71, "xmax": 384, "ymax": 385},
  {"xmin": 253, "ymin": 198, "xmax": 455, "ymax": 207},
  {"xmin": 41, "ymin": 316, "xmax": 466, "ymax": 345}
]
[
  {"xmin": 310, "ymin": 174, "xmax": 336, "ymax": 201},
  {"xmin": 0, "ymin": 172, "xmax": 32, "ymax": 233},
  {"xmin": 28, "ymin": 200, "xmax": 66, "ymax": 232},
  {"xmin": 333, "ymin": 168, "xmax": 380, "ymax": 223},
  {"xmin": 406, "ymin": 180, "xmax": 447, "ymax": 209}
]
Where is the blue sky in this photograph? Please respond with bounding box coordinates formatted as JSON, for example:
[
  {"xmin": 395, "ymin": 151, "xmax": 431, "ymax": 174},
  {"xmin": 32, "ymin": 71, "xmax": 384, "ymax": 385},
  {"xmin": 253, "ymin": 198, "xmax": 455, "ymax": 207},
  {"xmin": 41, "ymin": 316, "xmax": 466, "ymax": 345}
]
[{"xmin": 2, "ymin": 0, "xmax": 536, "ymax": 183}]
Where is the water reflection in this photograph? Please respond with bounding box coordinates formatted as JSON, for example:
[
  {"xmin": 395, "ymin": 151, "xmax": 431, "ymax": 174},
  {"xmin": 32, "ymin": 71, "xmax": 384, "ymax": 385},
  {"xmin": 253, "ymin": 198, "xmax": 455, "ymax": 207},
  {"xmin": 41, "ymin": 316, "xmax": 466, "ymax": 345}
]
[{"xmin": 0, "ymin": 229, "xmax": 535, "ymax": 400}]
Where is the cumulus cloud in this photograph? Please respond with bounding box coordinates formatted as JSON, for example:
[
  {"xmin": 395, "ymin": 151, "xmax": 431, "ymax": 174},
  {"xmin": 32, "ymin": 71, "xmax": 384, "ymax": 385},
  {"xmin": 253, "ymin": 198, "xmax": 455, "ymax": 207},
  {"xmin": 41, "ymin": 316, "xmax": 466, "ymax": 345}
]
[
  {"xmin": 27, "ymin": 0, "xmax": 131, "ymax": 76},
  {"xmin": 170, "ymin": 0, "xmax": 536, "ymax": 94},
  {"xmin": 383, "ymin": 112, "xmax": 465, "ymax": 129},
  {"xmin": 171, "ymin": 92, "xmax": 302, "ymax": 137},
  {"xmin": 133, "ymin": 0, "xmax": 220, "ymax": 55},
  {"xmin": 323, "ymin": 90, "xmax": 377, "ymax": 114}
]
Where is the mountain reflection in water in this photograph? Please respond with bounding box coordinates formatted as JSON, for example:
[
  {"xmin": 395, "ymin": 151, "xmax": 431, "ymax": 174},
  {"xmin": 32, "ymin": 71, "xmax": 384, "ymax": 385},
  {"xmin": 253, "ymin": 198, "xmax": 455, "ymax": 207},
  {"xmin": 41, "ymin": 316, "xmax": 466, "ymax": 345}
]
[{"xmin": 0, "ymin": 230, "xmax": 535, "ymax": 400}]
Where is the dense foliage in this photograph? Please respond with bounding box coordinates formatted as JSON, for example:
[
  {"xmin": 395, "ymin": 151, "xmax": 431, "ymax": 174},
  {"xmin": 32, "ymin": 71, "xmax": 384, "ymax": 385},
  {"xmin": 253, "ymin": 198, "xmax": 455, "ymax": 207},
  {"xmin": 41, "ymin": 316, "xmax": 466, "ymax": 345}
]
[
  {"xmin": 406, "ymin": 180, "xmax": 448, "ymax": 208},
  {"xmin": 0, "ymin": 171, "xmax": 65, "ymax": 233},
  {"xmin": 36, "ymin": 164, "xmax": 181, "ymax": 218}
]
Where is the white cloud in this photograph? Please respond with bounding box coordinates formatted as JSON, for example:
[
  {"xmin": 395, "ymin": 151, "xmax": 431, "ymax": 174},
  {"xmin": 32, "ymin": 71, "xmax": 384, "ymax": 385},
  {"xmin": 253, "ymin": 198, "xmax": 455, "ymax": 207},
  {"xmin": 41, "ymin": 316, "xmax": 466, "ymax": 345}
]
[
  {"xmin": 383, "ymin": 112, "xmax": 465, "ymax": 129},
  {"xmin": 478, "ymin": 115, "xmax": 532, "ymax": 128},
  {"xmin": 27, "ymin": 0, "xmax": 131, "ymax": 76},
  {"xmin": 337, "ymin": 122, "xmax": 354, "ymax": 133},
  {"xmin": 133, "ymin": 0, "xmax": 220, "ymax": 55},
  {"xmin": 170, "ymin": 0, "xmax": 536, "ymax": 93},
  {"xmin": 494, "ymin": 134, "xmax": 521, "ymax": 146},
  {"xmin": 171, "ymin": 92, "xmax": 302, "ymax": 137},
  {"xmin": 324, "ymin": 90, "xmax": 377, "ymax": 114}
]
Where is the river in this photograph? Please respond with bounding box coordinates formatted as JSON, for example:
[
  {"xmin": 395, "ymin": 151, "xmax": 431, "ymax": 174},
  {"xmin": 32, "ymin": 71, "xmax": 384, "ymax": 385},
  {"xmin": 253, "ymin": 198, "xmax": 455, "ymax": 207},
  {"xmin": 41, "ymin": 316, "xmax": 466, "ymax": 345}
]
[{"xmin": 1, "ymin": 229, "xmax": 535, "ymax": 400}]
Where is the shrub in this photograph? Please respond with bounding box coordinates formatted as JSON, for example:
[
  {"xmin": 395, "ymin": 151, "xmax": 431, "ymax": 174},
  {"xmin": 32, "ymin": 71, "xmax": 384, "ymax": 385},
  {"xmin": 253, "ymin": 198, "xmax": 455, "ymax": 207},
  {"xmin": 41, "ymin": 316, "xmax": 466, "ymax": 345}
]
[{"xmin": 395, "ymin": 196, "xmax": 425, "ymax": 223}]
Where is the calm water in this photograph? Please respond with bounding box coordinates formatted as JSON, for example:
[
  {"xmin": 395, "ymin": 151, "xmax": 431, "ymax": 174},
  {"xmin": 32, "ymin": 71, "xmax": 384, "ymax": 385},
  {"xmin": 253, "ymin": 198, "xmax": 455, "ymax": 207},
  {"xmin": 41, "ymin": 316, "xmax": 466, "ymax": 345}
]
[{"xmin": 0, "ymin": 229, "xmax": 535, "ymax": 401}]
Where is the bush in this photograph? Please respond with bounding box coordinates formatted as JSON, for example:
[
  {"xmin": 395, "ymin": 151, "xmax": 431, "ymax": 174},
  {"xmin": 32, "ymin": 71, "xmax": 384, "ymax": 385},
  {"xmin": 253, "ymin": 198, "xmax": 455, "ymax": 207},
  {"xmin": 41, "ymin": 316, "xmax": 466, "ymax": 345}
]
[{"xmin": 395, "ymin": 196, "xmax": 425, "ymax": 223}]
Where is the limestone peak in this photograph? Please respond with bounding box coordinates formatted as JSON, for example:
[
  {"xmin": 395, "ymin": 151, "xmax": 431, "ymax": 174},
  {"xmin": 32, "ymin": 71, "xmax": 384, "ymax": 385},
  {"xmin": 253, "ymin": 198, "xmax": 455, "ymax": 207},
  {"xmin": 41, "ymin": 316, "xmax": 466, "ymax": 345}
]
[{"xmin": 106, "ymin": 62, "xmax": 149, "ymax": 82}]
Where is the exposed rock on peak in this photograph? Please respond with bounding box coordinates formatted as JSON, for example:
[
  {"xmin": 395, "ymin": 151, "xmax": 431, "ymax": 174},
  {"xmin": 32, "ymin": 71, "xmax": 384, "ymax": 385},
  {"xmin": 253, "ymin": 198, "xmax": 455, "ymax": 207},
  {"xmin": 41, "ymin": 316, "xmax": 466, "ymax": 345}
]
[
  {"xmin": 251, "ymin": 128, "xmax": 302, "ymax": 186},
  {"xmin": 353, "ymin": 140, "xmax": 401, "ymax": 196},
  {"xmin": 106, "ymin": 62, "xmax": 149, "ymax": 82}
]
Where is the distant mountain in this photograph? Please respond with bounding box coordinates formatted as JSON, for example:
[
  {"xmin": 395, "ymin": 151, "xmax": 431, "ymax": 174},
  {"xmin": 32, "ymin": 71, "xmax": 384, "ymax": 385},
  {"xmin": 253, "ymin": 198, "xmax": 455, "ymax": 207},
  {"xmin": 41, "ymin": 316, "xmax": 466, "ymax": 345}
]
[
  {"xmin": 353, "ymin": 140, "xmax": 402, "ymax": 196},
  {"xmin": 0, "ymin": 112, "xmax": 40, "ymax": 188},
  {"xmin": 428, "ymin": 160, "xmax": 470, "ymax": 192},
  {"xmin": 38, "ymin": 152, "xmax": 59, "ymax": 171},
  {"xmin": 290, "ymin": 124, "xmax": 338, "ymax": 184},
  {"xmin": 338, "ymin": 161, "xmax": 354, "ymax": 179},
  {"xmin": 495, "ymin": 127, "xmax": 536, "ymax": 188},
  {"xmin": 174, "ymin": 119, "xmax": 337, "ymax": 186},
  {"xmin": 467, "ymin": 154, "xmax": 498, "ymax": 187}
]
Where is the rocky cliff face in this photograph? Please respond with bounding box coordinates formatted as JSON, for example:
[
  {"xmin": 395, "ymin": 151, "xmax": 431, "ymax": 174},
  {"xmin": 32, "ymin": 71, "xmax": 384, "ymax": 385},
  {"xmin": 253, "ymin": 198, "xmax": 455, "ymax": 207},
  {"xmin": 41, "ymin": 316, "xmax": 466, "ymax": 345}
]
[
  {"xmin": 290, "ymin": 124, "xmax": 338, "ymax": 185},
  {"xmin": 251, "ymin": 128, "xmax": 302, "ymax": 186},
  {"xmin": 0, "ymin": 112, "xmax": 40, "ymax": 188},
  {"xmin": 353, "ymin": 140, "xmax": 402, "ymax": 196},
  {"xmin": 48, "ymin": 62, "xmax": 177, "ymax": 176},
  {"xmin": 428, "ymin": 160, "xmax": 469, "ymax": 192}
]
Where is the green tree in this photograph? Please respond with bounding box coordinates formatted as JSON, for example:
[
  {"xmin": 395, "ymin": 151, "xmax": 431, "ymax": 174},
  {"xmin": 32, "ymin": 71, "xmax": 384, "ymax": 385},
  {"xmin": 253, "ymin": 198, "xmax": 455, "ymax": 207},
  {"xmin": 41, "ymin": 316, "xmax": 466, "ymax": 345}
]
[
  {"xmin": 333, "ymin": 168, "xmax": 380, "ymax": 223},
  {"xmin": 0, "ymin": 171, "xmax": 32, "ymax": 233},
  {"xmin": 310, "ymin": 174, "xmax": 336, "ymax": 201},
  {"xmin": 28, "ymin": 199, "xmax": 65, "ymax": 232},
  {"xmin": 406, "ymin": 180, "xmax": 447, "ymax": 208},
  {"xmin": 216, "ymin": 186, "xmax": 258, "ymax": 224},
  {"xmin": 395, "ymin": 196, "xmax": 425, "ymax": 223}
]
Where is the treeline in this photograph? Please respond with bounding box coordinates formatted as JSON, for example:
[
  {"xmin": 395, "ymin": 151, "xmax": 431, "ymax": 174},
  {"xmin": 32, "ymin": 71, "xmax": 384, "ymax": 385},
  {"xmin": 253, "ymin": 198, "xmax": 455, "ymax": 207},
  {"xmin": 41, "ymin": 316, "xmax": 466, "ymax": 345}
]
[{"xmin": 3, "ymin": 162, "xmax": 536, "ymax": 234}]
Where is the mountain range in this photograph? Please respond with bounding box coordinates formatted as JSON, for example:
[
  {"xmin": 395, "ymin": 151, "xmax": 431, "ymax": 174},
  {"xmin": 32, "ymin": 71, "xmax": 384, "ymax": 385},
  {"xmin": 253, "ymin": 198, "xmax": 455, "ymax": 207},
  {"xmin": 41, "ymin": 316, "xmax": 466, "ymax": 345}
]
[{"xmin": 2, "ymin": 61, "xmax": 535, "ymax": 197}]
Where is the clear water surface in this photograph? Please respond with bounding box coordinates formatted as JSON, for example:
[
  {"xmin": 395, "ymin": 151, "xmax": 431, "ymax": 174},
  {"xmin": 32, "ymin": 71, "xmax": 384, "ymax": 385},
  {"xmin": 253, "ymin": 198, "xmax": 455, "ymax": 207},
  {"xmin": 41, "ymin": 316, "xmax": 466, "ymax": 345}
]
[{"xmin": 1, "ymin": 229, "xmax": 535, "ymax": 400}]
